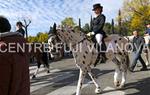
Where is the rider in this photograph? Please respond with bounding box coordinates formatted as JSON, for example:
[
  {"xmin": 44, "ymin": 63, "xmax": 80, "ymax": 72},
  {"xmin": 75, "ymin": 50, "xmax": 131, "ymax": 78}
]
[{"xmin": 87, "ymin": 3, "xmax": 107, "ymax": 66}]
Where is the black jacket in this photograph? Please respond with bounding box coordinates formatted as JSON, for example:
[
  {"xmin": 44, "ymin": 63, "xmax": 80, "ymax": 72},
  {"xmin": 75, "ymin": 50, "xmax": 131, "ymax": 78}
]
[
  {"xmin": 145, "ymin": 28, "xmax": 150, "ymax": 35},
  {"xmin": 132, "ymin": 36, "xmax": 145, "ymax": 53},
  {"xmin": 92, "ymin": 14, "xmax": 106, "ymax": 37},
  {"xmin": 16, "ymin": 28, "xmax": 25, "ymax": 37}
]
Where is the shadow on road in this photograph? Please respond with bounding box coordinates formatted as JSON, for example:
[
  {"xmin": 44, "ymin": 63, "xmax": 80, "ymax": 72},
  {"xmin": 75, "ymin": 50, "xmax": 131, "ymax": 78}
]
[
  {"xmin": 132, "ymin": 68, "xmax": 150, "ymax": 73},
  {"xmin": 31, "ymin": 68, "xmax": 113, "ymax": 87},
  {"xmin": 124, "ymin": 77, "xmax": 150, "ymax": 95},
  {"xmin": 31, "ymin": 68, "xmax": 114, "ymax": 95}
]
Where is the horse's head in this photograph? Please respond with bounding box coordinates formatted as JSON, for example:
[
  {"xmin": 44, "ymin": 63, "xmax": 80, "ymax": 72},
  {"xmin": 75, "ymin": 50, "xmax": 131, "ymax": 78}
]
[
  {"xmin": 48, "ymin": 32, "xmax": 63, "ymax": 53},
  {"xmin": 54, "ymin": 25, "xmax": 86, "ymax": 46},
  {"xmin": 48, "ymin": 32, "xmax": 64, "ymax": 60},
  {"xmin": 48, "ymin": 33, "xmax": 57, "ymax": 45}
]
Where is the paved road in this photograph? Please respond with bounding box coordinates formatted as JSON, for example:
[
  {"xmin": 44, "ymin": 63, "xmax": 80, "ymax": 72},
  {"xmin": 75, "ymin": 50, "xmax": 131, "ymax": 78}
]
[{"xmin": 30, "ymin": 57, "xmax": 150, "ymax": 95}]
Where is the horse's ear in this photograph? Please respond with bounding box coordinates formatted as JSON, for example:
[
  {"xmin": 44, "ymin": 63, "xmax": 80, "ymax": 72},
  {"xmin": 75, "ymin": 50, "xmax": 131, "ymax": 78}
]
[{"xmin": 53, "ymin": 23, "xmax": 57, "ymax": 34}]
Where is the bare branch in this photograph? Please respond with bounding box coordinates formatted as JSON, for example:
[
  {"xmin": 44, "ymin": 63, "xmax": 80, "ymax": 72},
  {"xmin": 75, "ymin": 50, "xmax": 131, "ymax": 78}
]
[
  {"xmin": 22, "ymin": 18, "xmax": 31, "ymax": 40},
  {"xmin": 23, "ymin": 19, "xmax": 31, "ymax": 27}
]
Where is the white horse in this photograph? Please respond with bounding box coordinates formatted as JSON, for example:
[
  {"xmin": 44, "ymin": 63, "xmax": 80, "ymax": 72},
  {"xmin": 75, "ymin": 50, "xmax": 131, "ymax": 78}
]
[
  {"xmin": 48, "ymin": 33, "xmax": 64, "ymax": 61},
  {"xmin": 54, "ymin": 26, "xmax": 130, "ymax": 95}
]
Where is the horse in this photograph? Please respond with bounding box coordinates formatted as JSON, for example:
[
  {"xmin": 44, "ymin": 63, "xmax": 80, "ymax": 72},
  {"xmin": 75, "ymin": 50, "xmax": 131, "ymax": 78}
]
[
  {"xmin": 32, "ymin": 33, "xmax": 65, "ymax": 79},
  {"xmin": 53, "ymin": 26, "xmax": 130, "ymax": 95},
  {"xmin": 30, "ymin": 42, "xmax": 50, "ymax": 79},
  {"xmin": 48, "ymin": 33, "xmax": 64, "ymax": 61}
]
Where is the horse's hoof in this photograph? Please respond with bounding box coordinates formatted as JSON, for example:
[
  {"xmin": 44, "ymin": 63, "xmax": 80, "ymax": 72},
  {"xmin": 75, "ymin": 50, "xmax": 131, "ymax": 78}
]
[
  {"xmin": 95, "ymin": 87, "xmax": 102, "ymax": 94},
  {"xmin": 47, "ymin": 70, "xmax": 50, "ymax": 73},
  {"xmin": 118, "ymin": 84, "xmax": 124, "ymax": 89},
  {"xmin": 32, "ymin": 75, "xmax": 36, "ymax": 79},
  {"xmin": 114, "ymin": 81, "xmax": 120, "ymax": 87}
]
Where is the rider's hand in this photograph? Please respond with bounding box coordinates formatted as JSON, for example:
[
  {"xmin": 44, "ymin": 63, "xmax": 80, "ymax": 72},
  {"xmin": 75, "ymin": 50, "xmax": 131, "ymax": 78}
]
[{"xmin": 87, "ymin": 32, "xmax": 95, "ymax": 36}]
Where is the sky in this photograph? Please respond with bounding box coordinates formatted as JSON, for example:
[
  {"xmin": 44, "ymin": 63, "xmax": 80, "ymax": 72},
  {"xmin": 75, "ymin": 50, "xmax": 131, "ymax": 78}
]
[{"xmin": 0, "ymin": 0, "xmax": 123, "ymax": 36}]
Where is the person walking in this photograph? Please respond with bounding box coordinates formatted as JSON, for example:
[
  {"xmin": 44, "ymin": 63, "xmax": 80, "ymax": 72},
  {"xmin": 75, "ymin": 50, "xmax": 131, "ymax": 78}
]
[{"xmin": 130, "ymin": 30, "xmax": 148, "ymax": 71}]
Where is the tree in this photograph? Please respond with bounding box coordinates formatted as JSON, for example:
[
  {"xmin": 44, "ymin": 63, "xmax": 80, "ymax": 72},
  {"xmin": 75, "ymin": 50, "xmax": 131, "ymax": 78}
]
[
  {"xmin": 48, "ymin": 26, "xmax": 53, "ymax": 34},
  {"xmin": 118, "ymin": 9, "xmax": 122, "ymax": 35},
  {"xmin": 111, "ymin": 19, "xmax": 115, "ymax": 34},
  {"xmin": 79, "ymin": 18, "xmax": 81, "ymax": 31},
  {"xmin": 61, "ymin": 17, "xmax": 76, "ymax": 27},
  {"xmin": 28, "ymin": 36, "xmax": 38, "ymax": 43},
  {"xmin": 82, "ymin": 23, "xmax": 90, "ymax": 33},
  {"xmin": 73, "ymin": 26, "xmax": 80, "ymax": 31},
  {"xmin": 103, "ymin": 23, "xmax": 112, "ymax": 35},
  {"xmin": 37, "ymin": 32, "xmax": 49, "ymax": 42},
  {"xmin": 90, "ymin": 15, "xmax": 93, "ymax": 32},
  {"xmin": 121, "ymin": 0, "xmax": 150, "ymax": 35},
  {"xmin": 23, "ymin": 19, "xmax": 31, "ymax": 40},
  {"xmin": 28, "ymin": 32, "xmax": 49, "ymax": 43},
  {"xmin": 48, "ymin": 23, "xmax": 57, "ymax": 34}
]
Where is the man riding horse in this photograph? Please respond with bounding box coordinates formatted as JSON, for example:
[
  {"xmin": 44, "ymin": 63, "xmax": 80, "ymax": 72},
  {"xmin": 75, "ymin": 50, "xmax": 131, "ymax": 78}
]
[{"xmin": 87, "ymin": 3, "xmax": 107, "ymax": 66}]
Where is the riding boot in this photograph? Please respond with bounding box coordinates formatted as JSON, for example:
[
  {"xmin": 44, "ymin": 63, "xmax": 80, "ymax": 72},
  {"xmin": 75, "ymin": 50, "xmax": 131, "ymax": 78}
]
[
  {"xmin": 94, "ymin": 52, "xmax": 101, "ymax": 67},
  {"xmin": 100, "ymin": 40, "xmax": 107, "ymax": 63},
  {"xmin": 93, "ymin": 38, "xmax": 107, "ymax": 67},
  {"xmin": 100, "ymin": 53, "xmax": 107, "ymax": 63},
  {"xmin": 94, "ymin": 52, "xmax": 107, "ymax": 67}
]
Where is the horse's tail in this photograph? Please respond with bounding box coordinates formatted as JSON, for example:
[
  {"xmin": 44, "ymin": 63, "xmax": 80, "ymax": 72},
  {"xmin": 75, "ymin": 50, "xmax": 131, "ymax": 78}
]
[{"xmin": 124, "ymin": 52, "xmax": 131, "ymax": 73}]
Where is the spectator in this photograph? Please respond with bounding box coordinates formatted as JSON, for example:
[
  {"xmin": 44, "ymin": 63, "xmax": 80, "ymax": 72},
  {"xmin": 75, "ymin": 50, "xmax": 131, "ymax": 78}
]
[
  {"xmin": 145, "ymin": 23, "xmax": 150, "ymax": 35},
  {"xmin": 0, "ymin": 16, "xmax": 30, "ymax": 95},
  {"xmin": 16, "ymin": 21, "xmax": 25, "ymax": 37},
  {"xmin": 144, "ymin": 23, "xmax": 150, "ymax": 66},
  {"xmin": 130, "ymin": 30, "xmax": 148, "ymax": 72}
]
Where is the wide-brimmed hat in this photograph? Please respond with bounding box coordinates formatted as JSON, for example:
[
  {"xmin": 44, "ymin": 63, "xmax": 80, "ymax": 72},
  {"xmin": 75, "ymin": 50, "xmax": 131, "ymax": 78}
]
[{"xmin": 92, "ymin": 3, "xmax": 103, "ymax": 11}]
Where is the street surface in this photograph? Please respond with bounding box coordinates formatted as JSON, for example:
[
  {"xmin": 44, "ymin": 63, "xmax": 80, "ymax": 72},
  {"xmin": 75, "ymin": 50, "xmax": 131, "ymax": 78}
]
[{"xmin": 30, "ymin": 55, "xmax": 150, "ymax": 95}]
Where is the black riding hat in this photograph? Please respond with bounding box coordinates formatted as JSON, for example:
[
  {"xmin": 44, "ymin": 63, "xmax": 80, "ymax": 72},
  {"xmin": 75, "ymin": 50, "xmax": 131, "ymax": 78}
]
[{"xmin": 92, "ymin": 3, "xmax": 103, "ymax": 11}]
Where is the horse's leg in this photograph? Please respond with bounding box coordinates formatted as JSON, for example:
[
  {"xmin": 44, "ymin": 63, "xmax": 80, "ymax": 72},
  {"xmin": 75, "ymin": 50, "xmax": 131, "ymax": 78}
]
[
  {"xmin": 114, "ymin": 69, "xmax": 120, "ymax": 87},
  {"xmin": 45, "ymin": 62, "xmax": 50, "ymax": 73},
  {"xmin": 44, "ymin": 58, "xmax": 50, "ymax": 73},
  {"xmin": 42, "ymin": 52, "xmax": 50, "ymax": 73},
  {"xmin": 119, "ymin": 71, "xmax": 127, "ymax": 88},
  {"xmin": 88, "ymin": 68, "xmax": 102, "ymax": 94},
  {"xmin": 50, "ymin": 53, "xmax": 54, "ymax": 60},
  {"xmin": 43, "ymin": 61, "xmax": 50, "ymax": 73},
  {"xmin": 32, "ymin": 61, "xmax": 41, "ymax": 79},
  {"xmin": 76, "ymin": 69, "xmax": 86, "ymax": 95}
]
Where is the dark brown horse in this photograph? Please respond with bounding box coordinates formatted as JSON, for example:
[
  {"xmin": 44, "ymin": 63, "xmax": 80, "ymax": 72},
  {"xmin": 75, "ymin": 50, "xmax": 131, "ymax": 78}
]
[{"xmin": 30, "ymin": 42, "xmax": 50, "ymax": 79}]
